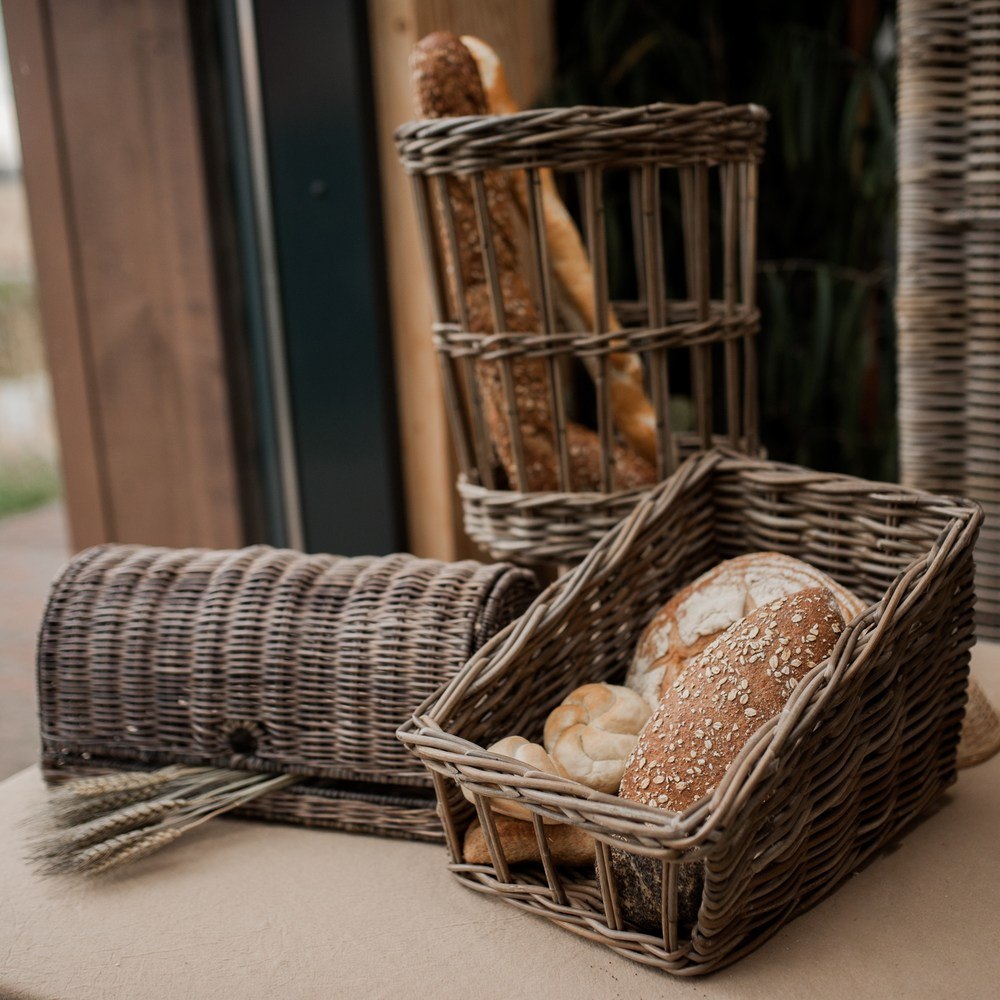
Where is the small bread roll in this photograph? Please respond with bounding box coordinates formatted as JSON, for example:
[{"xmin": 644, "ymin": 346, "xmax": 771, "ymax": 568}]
[
  {"xmin": 613, "ymin": 587, "xmax": 846, "ymax": 932},
  {"xmin": 462, "ymin": 736, "xmax": 566, "ymax": 822},
  {"xmin": 543, "ymin": 683, "xmax": 651, "ymax": 793},
  {"xmin": 626, "ymin": 553, "xmax": 865, "ymax": 706},
  {"xmin": 463, "ymin": 815, "xmax": 595, "ymax": 866}
]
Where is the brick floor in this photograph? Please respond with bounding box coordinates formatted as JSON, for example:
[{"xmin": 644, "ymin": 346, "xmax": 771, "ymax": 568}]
[{"xmin": 0, "ymin": 502, "xmax": 69, "ymax": 779}]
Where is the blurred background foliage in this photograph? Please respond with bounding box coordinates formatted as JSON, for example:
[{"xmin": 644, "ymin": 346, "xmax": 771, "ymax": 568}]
[{"xmin": 550, "ymin": 0, "xmax": 898, "ymax": 480}]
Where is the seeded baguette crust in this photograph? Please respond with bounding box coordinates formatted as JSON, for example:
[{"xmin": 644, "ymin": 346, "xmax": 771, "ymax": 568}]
[
  {"xmin": 410, "ymin": 32, "xmax": 655, "ymax": 493},
  {"xmin": 461, "ymin": 34, "xmax": 659, "ymax": 466},
  {"xmin": 612, "ymin": 587, "xmax": 845, "ymax": 932},
  {"xmin": 625, "ymin": 552, "xmax": 865, "ymax": 707}
]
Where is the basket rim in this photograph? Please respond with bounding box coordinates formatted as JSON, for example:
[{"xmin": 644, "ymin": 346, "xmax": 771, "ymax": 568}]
[
  {"xmin": 395, "ymin": 99, "xmax": 769, "ymax": 142},
  {"xmin": 457, "ymin": 472, "xmax": 651, "ymax": 507},
  {"xmin": 395, "ymin": 100, "xmax": 769, "ymax": 173},
  {"xmin": 398, "ymin": 448, "xmax": 983, "ymax": 853}
]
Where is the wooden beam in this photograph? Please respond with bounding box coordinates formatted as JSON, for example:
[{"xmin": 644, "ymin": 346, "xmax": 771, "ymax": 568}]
[
  {"xmin": 367, "ymin": 0, "xmax": 553, "ymax": 561},
  {"xmin": 3, "ymin": 0, "xmax": 243, "ymax": 551},
  {"xmin": 4, "ymin": 0, "xmax": 108, "ymax": 548}
]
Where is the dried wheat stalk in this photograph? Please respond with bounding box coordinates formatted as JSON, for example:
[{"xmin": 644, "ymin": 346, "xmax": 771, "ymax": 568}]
[{"xmin": 28, "ymin": 765, "xmax": 298, "ymax": 876}]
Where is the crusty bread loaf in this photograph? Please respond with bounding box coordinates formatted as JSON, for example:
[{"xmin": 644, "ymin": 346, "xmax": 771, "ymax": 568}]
[
  {"xmin": 411, "ymin": 32, "xmax": 655, "ymax": 493},
  {"xmin": 621, "ymin": 587, "xmax": 845, "ymax": 810},
  {"xmin": 463, "ymin": 815, "xmax": 595, "ymax": 866},
  {"xmin": 625, "ymin": 552, "xmax": 865, "ymax": 706},
  {"xmin": 612, "ymin": 587, "xmax": 846, "ymax": 931},
  {"xmin": 461, "ymin": 34, "xmax": 659, "ymax": 466},
  {"xmin": 461, "ymin": 735, "xmax": 566, "ymax": 823},
  {"xmin": 543, "ymin": 683, "xmax": 651, "ymax": 792}
]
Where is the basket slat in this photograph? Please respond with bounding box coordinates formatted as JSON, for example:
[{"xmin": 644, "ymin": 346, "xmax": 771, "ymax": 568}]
[{"xmin": 897, "ymin": 0, "xmax": 1000, "ymax": 637}]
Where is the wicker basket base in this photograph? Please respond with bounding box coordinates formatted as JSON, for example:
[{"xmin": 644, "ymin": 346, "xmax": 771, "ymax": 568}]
[
  {"xmin": 459, "ymin": 478, "xmax": 648, "ymax": 566},
  {"xmin": 459, "ymin": 435, "xmax": 759, "ymax": 566},
  {"xmin": 230, "ymin": 785, "xmax": 443, "ymax": 842}
]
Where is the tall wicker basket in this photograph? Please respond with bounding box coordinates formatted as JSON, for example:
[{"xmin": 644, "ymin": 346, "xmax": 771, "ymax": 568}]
[
  {"xmin": 397, "ymin": 102, "xmax": 767, "ymax": 566},
  {"xmin": 398, "ymin": 450, "xmax": 982, "ymax": 974}
]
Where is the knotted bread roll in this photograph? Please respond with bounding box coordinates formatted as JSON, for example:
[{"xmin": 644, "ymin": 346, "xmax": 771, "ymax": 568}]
[
  {"xmin": 543, "ymin": 683, "xmax": 651, "ymax": 793},
  {"xmin": 461, "ymin": 735, "xmax": 566, "ymax": 822}
]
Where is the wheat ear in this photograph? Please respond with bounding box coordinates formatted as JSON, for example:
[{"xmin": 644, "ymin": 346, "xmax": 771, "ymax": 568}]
[
  {"xmin": 29, "ymin": 799, "xmax": 187, "ymax": 864},
  {"xmin": 84, "ymin": 828, "xmax": 183, "ymax": 876},
  {"xmin": 55, "ymin": 765, "xmax": 191, "ymax": 798},
  {"xmin": 32, "ymin": 766, "xmax": 299, "ymax": 876}
]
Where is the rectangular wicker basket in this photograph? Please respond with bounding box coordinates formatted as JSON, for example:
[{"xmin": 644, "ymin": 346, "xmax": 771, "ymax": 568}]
[
  {"xmin": 37, "ymin": 544, "xmax": 538, "ymax": 843},
  {"xmin": 398, "ymin": 449, "xmax": 982, "ymax": 973}
]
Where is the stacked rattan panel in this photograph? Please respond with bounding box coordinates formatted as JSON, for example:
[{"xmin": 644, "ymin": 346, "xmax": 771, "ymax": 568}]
[
  {"xmin": 898, "ymin": 0, "xmax": 1000, "ymax": 635},
  {"xmin": 398, "ymin": 450, "xmax": 982, "ymax": 974},
  {"xmin": 397, "ymin": 103, "xmax": 767, "ymax": 567},
  {"xmin": 38, "ymin": 544, "xmax": 538, "ymax": 841},
  {"xmin": 965, "ymin": 1, "xmax": 1000, "ymax": 634}
]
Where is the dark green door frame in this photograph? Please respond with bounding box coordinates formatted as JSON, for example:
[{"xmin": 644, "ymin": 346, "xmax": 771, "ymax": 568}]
[{"xmin": 215, "ymin": 0, "xmax": 404, "ymax": 555}]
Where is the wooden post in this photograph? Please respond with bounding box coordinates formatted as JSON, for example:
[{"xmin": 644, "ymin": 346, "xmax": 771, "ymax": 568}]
[{"xmin": 4, "ymin": 0, "xmax": 243, "ymax": 551}]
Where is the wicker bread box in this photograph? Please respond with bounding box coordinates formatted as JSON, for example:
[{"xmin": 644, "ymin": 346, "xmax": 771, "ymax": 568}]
[
  {"xmin": 398, "ymin": 449, "xmax": 983, "ymax": 973},
  {"xmin": 37, "ymin": 544, "xmax": 538, "ymax": 842}
]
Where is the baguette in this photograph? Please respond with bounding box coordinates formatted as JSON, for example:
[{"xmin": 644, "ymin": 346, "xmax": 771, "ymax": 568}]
[
  {"xmin": 411, "ymin": 33, "xmax": 655, "ymax": 492},
  {"xmin": 462, "ymin": 34, "xmax": 658, "ymax": 466},
  {"xmin": 463, "ymin": 815, "xmax": 595, "ymax": 866}
]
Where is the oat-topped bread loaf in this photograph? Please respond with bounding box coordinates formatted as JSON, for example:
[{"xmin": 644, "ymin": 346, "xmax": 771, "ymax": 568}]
[
  {"xmin": 612, "ymin": 587, "xmax": 846, "ymax": 932},
  {"xmin": 625, "ymin": 552, "xmax": 864, "ymax": 706}
]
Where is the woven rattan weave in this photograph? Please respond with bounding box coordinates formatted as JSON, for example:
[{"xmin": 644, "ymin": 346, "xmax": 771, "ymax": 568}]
[
  {"xmin": 398, "ymin": 102, "xmax": 767, "ymax": 566},
  {"xmin": 898, "ymin": 0, "xmax": 1000, "ymax": 637},
  {"xmin": 38, "ymin": 544, "xmax": 538, "ymax": 842},
  {"xmin": 398, "ymin": 450, "xmax": 982, "ymax": 973}
]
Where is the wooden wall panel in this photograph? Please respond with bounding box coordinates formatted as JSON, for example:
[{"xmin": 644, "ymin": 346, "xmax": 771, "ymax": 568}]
[
  {"xmin": 3, "ymin": 0, "xmax": 107, "ymax": 547},
  {"xmin": 4, "ymin": 0, "xmax": 242, "ymax": 551},
  {"xmin": 368, "ymin": 0, "xmax": 553, "ymax": 561}
]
